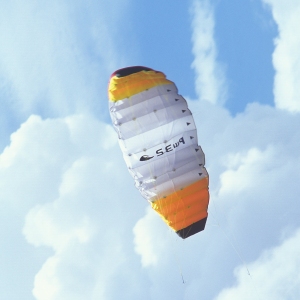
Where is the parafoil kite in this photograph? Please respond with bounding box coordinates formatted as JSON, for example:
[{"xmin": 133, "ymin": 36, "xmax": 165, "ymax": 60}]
[{"xmin": 108, "ymin": 66, "xmax": 209, "ymax": 239}]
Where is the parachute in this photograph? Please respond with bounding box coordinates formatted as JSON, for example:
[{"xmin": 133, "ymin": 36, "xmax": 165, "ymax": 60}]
[{"xmin": 108, "ymin": 66, "xmax": 209, "ymax": 239}]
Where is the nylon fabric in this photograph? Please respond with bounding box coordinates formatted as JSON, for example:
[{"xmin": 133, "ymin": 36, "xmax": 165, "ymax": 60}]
[
  {"xmin": 112, "ymin": 102, "xmax": 192, "ymax": 140},
  {"xmin": 108, "ymin": 70, "xmax": 172, "ymax": 101},
  {"xmin": 123, "ymin": 131, "xmax": 200, "ymax": 170},
  {"xmin": 141, "ymin": 167, "xmax": 208, "ymax": 201},
  {"xmin": 129, "ymin": 143, "xmax": 204, "ymax": 180},
  {"xmin": 151, "ymin": 178, "xmax": 209, "ymax": 231},
  {"xmin": 110, "ymin": 92, "xmax": 186, "ymax": 124},
  {"xmin": 108, "ymin": 67, "xmax": 209, "ymax": 238},
  {"xmin": 118, "ymin": 115, "xmax": 196, "ymax": 154}
]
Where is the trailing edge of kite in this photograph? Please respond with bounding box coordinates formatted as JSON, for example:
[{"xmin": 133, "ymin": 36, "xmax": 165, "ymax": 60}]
[{"xmin": 108, "ymin": 66, "xmax": 209, "ymax": 239}]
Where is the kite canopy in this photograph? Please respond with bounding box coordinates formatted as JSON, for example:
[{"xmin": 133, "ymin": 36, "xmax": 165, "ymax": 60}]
[{"xmin": 108, "ymin": 66, "xmax": 209, "ymax": 239}]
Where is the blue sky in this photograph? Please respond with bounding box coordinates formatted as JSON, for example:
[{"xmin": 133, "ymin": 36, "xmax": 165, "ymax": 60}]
[
  {"xmin": 122, "ymin": 0, "xmax": 277, "ymax": 113},
  {"xmin": 1, "ymin": 0, "xmax": 300, "ymax": 299},
  {"xmin": 214, "ymin": 0, "xmax": 276, "ymax": 112}
]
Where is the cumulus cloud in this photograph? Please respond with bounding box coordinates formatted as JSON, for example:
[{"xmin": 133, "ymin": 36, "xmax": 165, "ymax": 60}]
[
  {"xmin": 0, "ymin": 113, "xmax": 151, "ymax": 299},
  {"xmin": 1, "ymin": 94, "xmax": 300, "ymax": 300},
  {"xmin": 133, "ymin": 207, "xmax": 169, "ymax": 268},
  {"xmin": 262, "ymin": 0, "xmax": 300, "ymax": 112},
  {"xmin": 132, "ymin": 98, "xmax": 300, "ymax": 299},
  {"xmin": 190, "ymin": 0, "xmax": 228, "ymax": 105},
  {"xmin": 214, "ymin": 228, "xmax": 300, "ymax": 300}
]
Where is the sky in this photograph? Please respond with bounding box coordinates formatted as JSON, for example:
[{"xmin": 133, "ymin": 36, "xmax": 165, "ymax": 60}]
[{"xmin": 0, "ymin": 0, "xmax": 300, "ymax": 299}]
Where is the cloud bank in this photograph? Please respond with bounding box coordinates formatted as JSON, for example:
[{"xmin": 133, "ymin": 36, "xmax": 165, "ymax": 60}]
[{"xmin": 2, "ymin": 98, "xmax": 299, "ymax": 300}]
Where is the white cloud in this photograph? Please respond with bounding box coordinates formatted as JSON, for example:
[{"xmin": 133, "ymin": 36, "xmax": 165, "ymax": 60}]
[
  {"xmin": 1, "ymin": 100, "xmax": 300, "ymax": 300},
  {"xmin": 0, "ymin": 0, "xmax": 86, "ymax": 115},
  {"xmin": 133, "ymin": 207, "xmax": 170, "ymax": 268},
  {"xmin": 195, "ymin": 102, "xmax": 300, "ymax": 299},
  {"xmin": 219, "ymin": 146, "xmax": 277, "ymax": 197},
  {"xmin": 0, "ymin": 114, "xmax": 148, "ymax": 299},
  {"xmin": 262, "ymin": 0, "xmax": 300, "ymax": 112},
  {"xmin": 0, "ymin": 115, "xmax": 75, "ymax": 209},
  {"xmin": 214, "ymin": 228, "xmax": 300, "ymax": 300},
  {"xmin": 24, "ymin": 200, "xmax": 94, "ymax": 251},
  {"xmin": 0, "ymin": 0, "xmax": 131, "ymax": 122},
  {"xmin": 190, "ymin": 0, "xmax": 228, "ymax": 105}
]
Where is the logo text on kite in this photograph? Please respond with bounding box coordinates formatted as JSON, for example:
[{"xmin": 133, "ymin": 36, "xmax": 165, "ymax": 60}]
[
  {"xmin": 156, "ymin": 137, "xmax": 185, "ymax": 156},
  {"xmin": 140, "ymin": 155, "xmax": 154, "ymax": 161},
  {"xmin": 139, "ymin": 137, "xmax": 185, "ymax": 162}
]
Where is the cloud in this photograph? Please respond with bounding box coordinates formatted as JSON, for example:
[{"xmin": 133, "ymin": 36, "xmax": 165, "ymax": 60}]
[
  {"xmin": 262, "ymin": 0, "xmax": 300, "ymax": 112},
  {"xmin": 0, "ymin": 113, "xmax": 150, "ymax": 299},
  {"xmin": 213, "ymin": 228, "xmax": 300, "ymax": 300},
  {"xmin": 133, "ymin": 207, "xmax": 172, "ymax": 268},
  {"xmin": 190, "ymin": 0, "xmax": 228, "ymax": 105},
  {"xmin": 218, "ymin": 146, "xmax": 277, "ymax": 197},
  {"xmin": 132, "ymin": 98, "xmax": 300, "ymax": 299},
  {"xmin": 1, "ymin": 97, "xmax": 300, "ymax": 300},
  {"xmin": 0, "ymin": 0, "xmax": 132, "ymax": 122}
]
